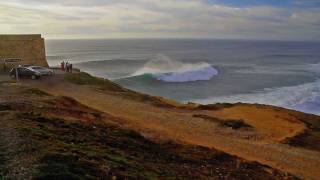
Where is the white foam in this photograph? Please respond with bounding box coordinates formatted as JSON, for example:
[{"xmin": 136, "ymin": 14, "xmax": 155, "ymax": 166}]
[
  {"xmin": 306, "ymin": 62, "xmax": 320, "ymax": 73},
  {"xmin": 131, "ymin": 54, "xmax": 218, "ymax": 82},
  {"xmin": 190, "ymin": 79, "xmax": 320, "ymax": 115}
]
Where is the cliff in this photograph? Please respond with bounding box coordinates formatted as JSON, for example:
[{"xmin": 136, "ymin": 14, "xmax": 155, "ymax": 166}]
[{"xmin": 0, "ymin": 72, "xmax": 319, "ymax": 179}]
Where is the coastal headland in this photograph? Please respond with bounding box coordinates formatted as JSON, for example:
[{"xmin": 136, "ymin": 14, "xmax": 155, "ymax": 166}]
[{"xmin": 0, "ymin": 70, "xmax": 319, "ymax": 179}]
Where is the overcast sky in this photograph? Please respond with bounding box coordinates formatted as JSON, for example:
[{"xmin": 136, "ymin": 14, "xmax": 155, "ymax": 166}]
[{"xmin": 0, "ymin": 0, "xmax": 320, "ymax": 40}]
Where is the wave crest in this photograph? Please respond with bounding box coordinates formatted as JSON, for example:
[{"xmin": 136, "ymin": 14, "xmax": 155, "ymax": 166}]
[{"xmin": 131, "ymin": 55, "xmax": 218, "ymax": 82}]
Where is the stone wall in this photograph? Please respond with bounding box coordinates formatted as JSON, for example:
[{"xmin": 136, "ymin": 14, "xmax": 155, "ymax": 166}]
[{"xmin": 0, "ymin": 34, "xmax": 48, "ymax": 70}]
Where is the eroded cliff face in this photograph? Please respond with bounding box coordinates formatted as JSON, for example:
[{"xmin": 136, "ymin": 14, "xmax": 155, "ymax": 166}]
[{"xmin": 0, "ymin": 34, "xmax": 48, "ymax": 68}]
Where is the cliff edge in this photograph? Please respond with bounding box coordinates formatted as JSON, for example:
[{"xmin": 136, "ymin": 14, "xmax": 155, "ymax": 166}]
[{"xmin": 0, "ymin": 72, "xmax": 319, "ymax": 179}]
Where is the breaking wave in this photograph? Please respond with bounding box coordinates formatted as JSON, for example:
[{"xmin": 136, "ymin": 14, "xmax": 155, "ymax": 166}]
[
  {"xmin": 191, "ymin": 79, "xmax": 320, "ymax": 115},
  {"xmin": 127, "ymin": 55, "xmax": 218, "ymax": 82}
]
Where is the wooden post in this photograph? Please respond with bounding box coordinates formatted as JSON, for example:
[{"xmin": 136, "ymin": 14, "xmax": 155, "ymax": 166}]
[{"xmin": 15, "ymin": 67, "xmax": 19, "ymax": 82}]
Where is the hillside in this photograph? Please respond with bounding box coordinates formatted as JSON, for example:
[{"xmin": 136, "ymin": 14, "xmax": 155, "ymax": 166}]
[
  {"xmin": 0, "ymin": 82, "xmax": 298, "ymax": 179},
  {"xmin": 0, "ymin": 72, "xmax": 319, "ymax": 179}
]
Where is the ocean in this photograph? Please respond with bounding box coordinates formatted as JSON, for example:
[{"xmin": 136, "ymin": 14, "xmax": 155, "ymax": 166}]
[{"xmin": 45, "ymin": 39, "xmax": 320, "ymax": 115}]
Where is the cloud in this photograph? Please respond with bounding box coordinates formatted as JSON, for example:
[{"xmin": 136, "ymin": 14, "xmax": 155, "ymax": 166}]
[
  {"xmin": 0, "ymin": 0, "xmax": 319, "ymax": 40},
  {"xmin": 293, "ymin": 0, "xmax": 320, "ymax": 7}
]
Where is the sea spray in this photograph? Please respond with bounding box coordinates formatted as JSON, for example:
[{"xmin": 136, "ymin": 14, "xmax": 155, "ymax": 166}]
[
  {"xmin": 47, "ymin": 39, "xmax": 320, "ymax": 116},
  {"xmin": 130, "ymin": 55, "xmax": 218, "ymax": 82}
]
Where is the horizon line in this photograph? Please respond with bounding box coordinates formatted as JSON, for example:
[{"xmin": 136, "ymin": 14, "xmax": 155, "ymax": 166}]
[{"xmin": 44, "ymin": 37, "xmax": 320, "ymax": 43}]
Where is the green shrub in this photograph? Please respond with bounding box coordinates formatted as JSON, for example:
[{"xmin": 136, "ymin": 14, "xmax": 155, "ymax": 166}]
[
  {"xmin": 64, "ymin": 72, "xmax": 125, "ymax": 92},
  {"xmin": 21, "ymin": 88, "xmax": 51, "ymax": 96}
]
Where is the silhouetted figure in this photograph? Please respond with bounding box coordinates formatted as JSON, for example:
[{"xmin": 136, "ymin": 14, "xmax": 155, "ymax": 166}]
[
  {"xmin": 65, "ymin": 62, "xmax": 69, "ymax": 72},
  {"xmin": 61, "ymin": 61, "xmax": 65, "ymax": 71},
  {"xmin": 70, "ymin": 63, "xmax": 73, "ymax": 73}
]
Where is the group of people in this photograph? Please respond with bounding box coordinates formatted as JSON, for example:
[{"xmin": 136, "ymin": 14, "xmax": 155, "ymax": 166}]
[{"xmin": 60, "ymin": 61, "xmax": 73, "ymax": 73}]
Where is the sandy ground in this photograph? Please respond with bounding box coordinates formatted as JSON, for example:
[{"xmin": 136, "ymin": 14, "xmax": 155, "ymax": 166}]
[{"xmin": 17, "ymin": 72, "xmax": 320, "ymax": 179}]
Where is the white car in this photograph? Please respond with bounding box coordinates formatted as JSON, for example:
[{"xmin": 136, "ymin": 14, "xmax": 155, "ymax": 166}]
[{"xmin": 28, "ymin": 66, "xmax": 54, "ymax": 76}]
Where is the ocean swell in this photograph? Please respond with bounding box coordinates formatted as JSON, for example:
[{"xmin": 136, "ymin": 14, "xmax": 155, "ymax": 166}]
[{"xmin": 130, "ymin": 55, "xmax": 218, "ymax": 82}]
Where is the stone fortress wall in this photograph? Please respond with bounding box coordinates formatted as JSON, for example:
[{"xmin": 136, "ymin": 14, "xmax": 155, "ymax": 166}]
[{"xmin": 0, "ymin": 34, "xmax": 48, "ymax": 70}]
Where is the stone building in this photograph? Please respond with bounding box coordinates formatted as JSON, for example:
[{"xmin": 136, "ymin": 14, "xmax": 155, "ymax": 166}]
[{"xmin": 0, "ymin": 34, "xmax": 48, "ymax": 70}]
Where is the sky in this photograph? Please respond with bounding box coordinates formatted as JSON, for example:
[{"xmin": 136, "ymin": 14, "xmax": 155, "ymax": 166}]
[{"xmin": 0, "ymin": 0, "xmax": 320, "ymax": 40}]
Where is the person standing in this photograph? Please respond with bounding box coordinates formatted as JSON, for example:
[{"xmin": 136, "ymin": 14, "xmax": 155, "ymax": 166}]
[
  {"xmin": 65, "ymin": 62, "xmax": 69, "ymax": 72},
  {"xmin": 70, "ymin": 63, "xmax": 73, "ymax": 73},
  {"xmin": 61, "ymin": 61, "xmax": 65, "ymax": 71}
]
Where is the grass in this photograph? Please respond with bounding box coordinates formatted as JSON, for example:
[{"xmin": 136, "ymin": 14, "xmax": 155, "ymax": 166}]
[
  {"xmin": 63, "ymin": 72, "xmax": 183, "ymax": 108},
  {"xmin": 0, "ymin": 84, "xmax": 299, "ymax": 179},
  {"xmin": 193, "ymin": 114, "xmax": 253, "ymax": 130},
  {"xmin": 64, "ymin": 72, "xmax": 125, "ymax": 92},
  {"xmin": 197, "ymin": 103, "xmax": 235, "ymax": 110},
  {"xmin": 0, "ymin": 104, "xmax": 10, "ymax": 111},
  {"xmin": 283, "ymin": 113, "xmax": 320, "ymax": 151},
  {"xmin": 20, "ymin": 88, "xmax": 51, "ymax": 96},
  {"xmin": 9, "ymin": 112, "xmax": 164, "ymax": 179},
  {"xmin": 1, "ymin": 107, "xmax": 292, "ymax": 179},
  {"xmin": 0, "ymin": 113, "xmax": 10, "ymax": 179},
  {"xmin": 0, "ymin": 144, "xmax": 6, "ymax": 179},
  {"xmin": 222, "ymin": 119, "xmax": 253, "ymax": 130}
]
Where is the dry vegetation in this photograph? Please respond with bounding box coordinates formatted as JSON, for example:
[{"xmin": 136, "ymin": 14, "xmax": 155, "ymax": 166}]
[
  {"xmin": 1, "ymin": 72, "xmax": 319, "ymax": 179},
  {"xmin": 0, "ymin": 83, "xmax": 297, "ymax": 179}
]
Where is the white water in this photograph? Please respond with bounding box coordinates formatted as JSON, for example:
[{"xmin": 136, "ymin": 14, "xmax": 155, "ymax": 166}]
[
  {"xmin": 191, "ymin": 79, "xmax": 320, "ymax": 115},
  {"xmin": 131, "ymin": 54, "xmax": 218, "ymax": 82}
]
